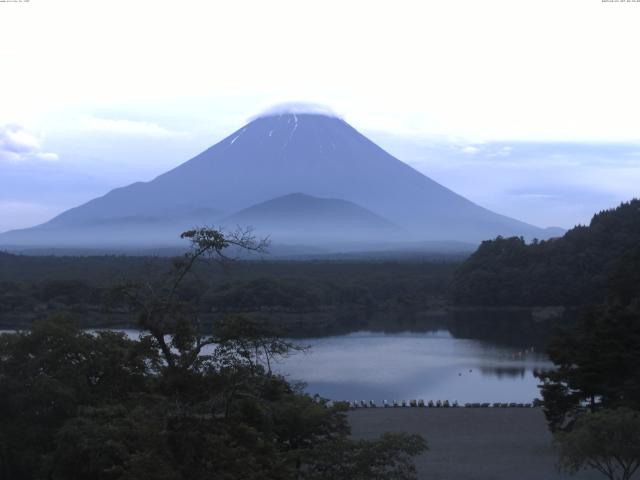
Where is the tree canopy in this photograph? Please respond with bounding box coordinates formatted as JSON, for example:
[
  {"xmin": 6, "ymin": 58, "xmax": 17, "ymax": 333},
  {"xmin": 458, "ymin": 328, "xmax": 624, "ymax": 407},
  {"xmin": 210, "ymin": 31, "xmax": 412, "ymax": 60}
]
[
  {"xmin": 556, "ymin": 408, "xmax": 640, "ymax": 480},
  {"xmin": 451, "ymin": 199, "xmax": 640, "ymax": 307}
]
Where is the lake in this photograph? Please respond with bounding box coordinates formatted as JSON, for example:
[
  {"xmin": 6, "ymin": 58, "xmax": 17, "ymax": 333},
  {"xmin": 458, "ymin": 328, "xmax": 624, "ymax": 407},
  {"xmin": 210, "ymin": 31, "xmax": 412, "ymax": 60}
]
[{"xmin": 272, "ymin": 330, "xmax": 552, "ymax": 404}]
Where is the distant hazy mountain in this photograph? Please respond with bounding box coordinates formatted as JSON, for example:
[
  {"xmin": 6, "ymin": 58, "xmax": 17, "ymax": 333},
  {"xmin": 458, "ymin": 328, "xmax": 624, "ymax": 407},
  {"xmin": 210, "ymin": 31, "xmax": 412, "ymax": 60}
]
[
  {"xmin": 0, "ymin": 207, "xmax": 225, "ymax": 248},
  {"xmin": 0, "ymin": 106, "xmax": 561, "ymax": 250},
  {"xmin": 222, "ymin": 193, "xmax": 400, "ymax": 242}
]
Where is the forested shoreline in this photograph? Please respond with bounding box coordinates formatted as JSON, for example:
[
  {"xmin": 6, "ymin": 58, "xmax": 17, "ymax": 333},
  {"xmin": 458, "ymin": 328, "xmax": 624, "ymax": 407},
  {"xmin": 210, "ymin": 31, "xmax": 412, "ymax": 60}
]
[
  {"xmin": 0, "ymin": 255, "xmax": 454, "ymax": 334},
  {"xmin": 451, "ymin": 200, "xmax": 640, "ymax": 307}
]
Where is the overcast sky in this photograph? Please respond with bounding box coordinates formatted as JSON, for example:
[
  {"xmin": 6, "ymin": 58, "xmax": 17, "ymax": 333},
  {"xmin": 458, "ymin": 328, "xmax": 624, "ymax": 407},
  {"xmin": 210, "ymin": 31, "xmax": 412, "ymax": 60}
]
[{"xmin": 1, "ymin": 0, "xmax": 639, "ymax": 232}]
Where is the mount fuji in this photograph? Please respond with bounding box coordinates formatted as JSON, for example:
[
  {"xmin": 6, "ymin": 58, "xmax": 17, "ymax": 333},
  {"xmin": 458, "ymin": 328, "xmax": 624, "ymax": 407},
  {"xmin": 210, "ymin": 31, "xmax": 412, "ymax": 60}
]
[{"xmin": 0, "ymin": 105, "xmax": 561, "ymax": 252}]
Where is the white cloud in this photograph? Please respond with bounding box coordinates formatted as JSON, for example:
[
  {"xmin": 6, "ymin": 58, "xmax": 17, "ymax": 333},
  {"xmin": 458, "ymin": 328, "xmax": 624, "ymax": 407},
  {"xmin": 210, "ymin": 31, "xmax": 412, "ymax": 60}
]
[
  {"xmin": 75, "ymin": 115, "xmax": 190, "ymax": 138},
  {"xmin": 250, "ymin": 102, "xmax": 340, "ymax": 121},
  {"xmin": 2, "ymin": 125, "xmax": 41, "ymax": 152},
  {"xmin": 0, "ymin": 125, "xmax": 58, "ymax": 163},
  {"xmin": 460, "ymin": 146, "xmax": 480, "ymax": 154}
]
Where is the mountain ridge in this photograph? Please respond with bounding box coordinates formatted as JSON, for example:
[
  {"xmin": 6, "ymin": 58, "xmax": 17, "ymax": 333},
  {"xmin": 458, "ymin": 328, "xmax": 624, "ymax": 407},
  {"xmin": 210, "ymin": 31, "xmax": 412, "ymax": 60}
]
[{"xmin": 0, "ymin": 109, "xmax": 560, "ymax": 249}]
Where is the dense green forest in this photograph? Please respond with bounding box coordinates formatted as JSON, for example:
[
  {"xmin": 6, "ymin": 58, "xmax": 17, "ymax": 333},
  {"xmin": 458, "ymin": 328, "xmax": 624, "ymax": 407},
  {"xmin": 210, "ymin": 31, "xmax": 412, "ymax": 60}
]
[
  {"xmin": 0, "ymin": 253, "xmax": 455, "ymax": 334},
  {"xmin": 451, "ymin": 199, "xmax": 640, "ymax": 307}
]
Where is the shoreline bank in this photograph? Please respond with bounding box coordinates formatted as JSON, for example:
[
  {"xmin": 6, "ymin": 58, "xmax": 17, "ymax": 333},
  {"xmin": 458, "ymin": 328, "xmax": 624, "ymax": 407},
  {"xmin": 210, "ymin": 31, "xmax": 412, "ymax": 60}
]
[{"xmin": 348, "ymin": 408, "xmax": 600, "ymax": 480}]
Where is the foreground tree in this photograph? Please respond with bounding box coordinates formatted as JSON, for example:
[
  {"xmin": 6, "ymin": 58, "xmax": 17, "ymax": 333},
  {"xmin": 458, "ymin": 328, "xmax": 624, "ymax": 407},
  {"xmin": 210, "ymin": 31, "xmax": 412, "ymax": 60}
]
[
  {"xmin": 536, "ymin": 248, "xmax": 640, "ymax": 479},
  {"xmin": 301, "ymin": 433, "xmax": 427, "ymax": 480},
  {"xmin": 537, "ymin": 304, "xmax": 640, "ymax": 430},
  {"xmin": 556, "ymin": 408, "xmax": 640, "ymax": 480},
  {"xmin": 117, "ymin": 227, "xmax": 270, "ymax": 374},
  {"xmin": 536, "ymin": 248, "xmax": 640, "ymax": 431},
  {"xmin": 0, "ymin": 318, "xmax": 154, "ymax": 480},
  {"xmin": 0, "ymin": 228, "xmax": 428, "ymax": 480}
]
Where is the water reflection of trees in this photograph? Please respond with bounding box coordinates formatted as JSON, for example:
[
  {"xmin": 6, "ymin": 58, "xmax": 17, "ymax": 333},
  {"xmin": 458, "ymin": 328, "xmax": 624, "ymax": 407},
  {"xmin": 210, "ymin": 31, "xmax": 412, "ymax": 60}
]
[
  {"xmin": 319, "ymin": 307, "xmax": 577, "ymax": 349},
  {"xmin": 446, "ymin": 308, "xmax": 580, "ymax": 349},
  {"xmin": 480, "ymin": 366, "xmax": 527, "ymax": 379}
]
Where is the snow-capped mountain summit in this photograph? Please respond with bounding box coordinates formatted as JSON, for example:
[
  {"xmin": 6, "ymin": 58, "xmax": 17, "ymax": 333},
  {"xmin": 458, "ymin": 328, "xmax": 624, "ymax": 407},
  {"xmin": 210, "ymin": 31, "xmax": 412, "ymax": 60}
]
[
  {"xmin": 249, "ymin": 101, "xmax": 340, "ymax": 120},
  {"xmin": 0, "ymin": 107, "xmax": 558, "ymax": 250}
]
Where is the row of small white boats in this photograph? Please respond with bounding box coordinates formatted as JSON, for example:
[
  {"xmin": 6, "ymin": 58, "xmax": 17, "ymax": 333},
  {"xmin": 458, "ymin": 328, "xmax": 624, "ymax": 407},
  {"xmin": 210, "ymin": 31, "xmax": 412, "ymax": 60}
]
[{"xmin": 348, "ymin": 399, "xmax": 542, "ymax": 408}]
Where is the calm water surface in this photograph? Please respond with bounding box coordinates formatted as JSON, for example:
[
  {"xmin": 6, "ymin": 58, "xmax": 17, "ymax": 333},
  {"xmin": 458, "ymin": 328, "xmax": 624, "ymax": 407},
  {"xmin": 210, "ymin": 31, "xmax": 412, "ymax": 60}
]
[{"xmin": 272, "ymin": 330, "xmax": 552, "ymax": 403}]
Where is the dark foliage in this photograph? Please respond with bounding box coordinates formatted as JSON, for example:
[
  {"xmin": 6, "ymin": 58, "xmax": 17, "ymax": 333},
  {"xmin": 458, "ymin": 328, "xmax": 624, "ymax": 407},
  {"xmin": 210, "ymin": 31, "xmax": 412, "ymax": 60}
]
[
  {"xmin": 0, "ymin": 318, "xmax": 155, "ymax": 479},
  {"xmin": 0, "ymin": 255, "xmax": 455, "ymax": 333},
  {"xmin": 536, "ymin": 247, "xmax": 640, "ymax": 431},
  {"xmin": 451, "ymin": 199, "xmax": 640, "ymax": 306},
  {"xmin": 0, "ymin": 317, "xmax": 428, "ymax": 480},
  {"xmin": 555, "ymin": 408, "xmax": 640, "ymax": 480}
]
